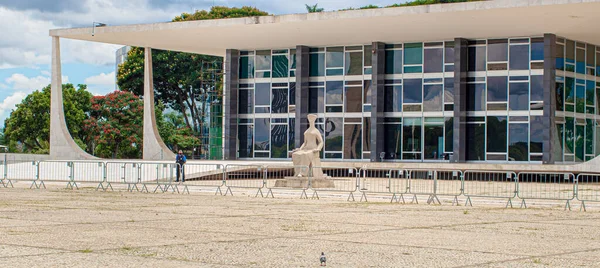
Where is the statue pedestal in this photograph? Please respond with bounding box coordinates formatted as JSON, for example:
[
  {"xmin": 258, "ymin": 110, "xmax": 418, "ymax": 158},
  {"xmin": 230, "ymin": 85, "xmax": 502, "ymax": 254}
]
[{"xmin": 274, "ymin": 177, "xmax": 335, "ymax": 189}]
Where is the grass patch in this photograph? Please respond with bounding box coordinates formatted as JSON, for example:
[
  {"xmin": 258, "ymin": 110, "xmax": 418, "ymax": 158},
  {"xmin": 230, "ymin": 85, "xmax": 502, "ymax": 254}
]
[
  {"xmin": 463, "ymin": 210, "xmax": 469, "ymax": 215},
  {"xmin": 78, "ymin": 248, "xmax": 93, "ymax": 253}
]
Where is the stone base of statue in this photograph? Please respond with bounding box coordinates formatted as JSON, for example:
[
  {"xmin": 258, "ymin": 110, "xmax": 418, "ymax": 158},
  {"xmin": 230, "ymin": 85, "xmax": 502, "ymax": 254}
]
[{"xmin": 274, "ymin": 176, "xmax": 335, "ymax": 189}]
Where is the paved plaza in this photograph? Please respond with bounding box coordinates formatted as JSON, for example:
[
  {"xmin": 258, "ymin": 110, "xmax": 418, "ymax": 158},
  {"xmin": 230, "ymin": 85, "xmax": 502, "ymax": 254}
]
[{"xmin": 0, "ymin": 182, "xmax": 600, "ymax": 267}]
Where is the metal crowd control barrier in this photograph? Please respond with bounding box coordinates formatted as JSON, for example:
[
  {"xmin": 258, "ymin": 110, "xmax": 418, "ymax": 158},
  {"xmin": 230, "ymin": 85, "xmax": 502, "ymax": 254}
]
[
  {"xmin": 180, "ymin": 163, "xmax": 225, "ymax": 195},
  {"xmin": 139, "ymin": 162, "xmax": 177, "ymax": 193},
  {"xmin": 406, "ymin": 169, "xmax": 438, "ymax": 205},
  {"xmin": 5, "ymin": 160, "xmax": 41, "ymax": 189},
  {"xmin": 71, "ymin": 161, "xmax": 106, "ymax": 190},
  {"xmin": 359, "ymin": 168, "xmax": 407, "ymax": 203},
  {"xmin": 224, "ymin": 165, "xmax": 265, "ymax": 197},
  {"xmin": 463, "ymin": 171, "xmax": 517, "ymax": 208},
  {"xmin": 38, "ymin": 161, "xmax": 77, "ymax": 189},
  {"xmin": 0, "ymin": 159, "xmax": 7, "ymax": 188},
  {"xmin": 576, "ymin": 174, "xmax": 600, "ymax": 211},
  {"xmin": 517, "ymin": 172, "xmax": 575, "ymax": 210},
  {"xmin": 263, "ymin": 165, "xmax": 310, "ymax": 198},
  {"xmin": 310, "ymin": 166, "xmax": 358, "ymax": 201},
  {"xmin": 105, "ymin": 162, "xmax": 141, "ymax": 192},
  {"xmin": 434, "ymin": 170, "xmax": 463, "ymax": 205}
]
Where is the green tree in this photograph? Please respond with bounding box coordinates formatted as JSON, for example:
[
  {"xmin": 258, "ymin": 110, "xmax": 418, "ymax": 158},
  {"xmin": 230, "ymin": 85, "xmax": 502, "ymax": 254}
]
[
  {"xmin": 305, "ymin": 3, "xmax": 324, "ymax": 13},
  {"xmin": 3, "ymin": 84, "xmax": 92, "ymax": 154}
]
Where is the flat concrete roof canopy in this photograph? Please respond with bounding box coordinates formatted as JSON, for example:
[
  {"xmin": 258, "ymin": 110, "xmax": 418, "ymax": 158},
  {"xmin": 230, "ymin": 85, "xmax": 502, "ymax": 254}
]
[{"xmin": 50, "ymin": 0, "xmax": 600, "ymax": 56}]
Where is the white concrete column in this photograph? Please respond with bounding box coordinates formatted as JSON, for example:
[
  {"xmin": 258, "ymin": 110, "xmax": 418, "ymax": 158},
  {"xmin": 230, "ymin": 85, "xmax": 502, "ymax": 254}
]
[
  {"xmin": 49, "ymin": 36, "xmax": 98, "ymax": 160},
  {"xmin": 142, "ymin": 47, "xmax": 176, "ymax": 160}
]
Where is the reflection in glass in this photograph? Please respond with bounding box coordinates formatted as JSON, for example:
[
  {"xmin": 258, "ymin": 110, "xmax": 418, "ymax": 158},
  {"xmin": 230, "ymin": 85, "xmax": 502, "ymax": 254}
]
[
  {"xmin": 345, "ymin": 52, "xmax": 363, "ymax": 75},
  {"xmin": 272, "ymin": 88, "xmax": 288, "ymax": 113},
  {"xmin": 444, "ymin": 78, "xmax": 454, "ymax": 103},
  {"xmin": 324, "ymin": 118, "xmax": 343, "ymax": 152},
  {"xmin": 385, "ymin": 50, "xmax": 403, "ymax": 74},
  {"xmin": 468, "ymin": 46, "xmax": 486, "ymax": 72},
  {"xmin": 509, "ymin": 123, "xmax": 528, "ymax": 161},
  {"xmin": 255, "ymin": 83, "xmax": 270, "ymax": 106},
  {"xmin": 466, "ymin": 123, "xmax": 485, "ymax": 161},
  {"xmin": 565, "ymin": 117, "xmax": 574, "ymax": 154},
  {"xmin": 255, "ymin": 50, "xmax": 271, "ymax": 70},
  {"xmin": 531, "ymin": 38, "xmax": 544, "ymax": 61},
  {"xmin": 239, "ymin": 56, "xmax": 254, "ymax": 79},
  {"xmin": 326, "ymin": 81, "xmax": 343, "ymax": 105},
  {"xmin": 586, "ymin": 119, "xmax": 594, "ymax": 155},
  {"xmin": 345, "ymin": 86, "xmax": 362, "ymax": 113},
  {"xmin": 272, "ymin": 55, "xmax": 289, "ymax": 78},
  {"xmin": 424, "ymin": 124, "xmax": 443, "ymax": 159},
  {"xmin": 576, "ymin": 124, "xmax": 584, "ymax": 161},
  {"xmin": 239, "ymin": 89, "xmax": 253, "ymax": 114},
  {"xmin": 404, "ymin": 43, "xmax": 423, "ymax": 65},
  {"xmin": 510, "ymin": 45, "xmax": 530, "ymax": 70},
  {"xmin": 309, "ymin": 53, "xmax": 325, "ymax": 77},
  {"xmin": 363, "ymin": 118, "xmax": 371, "ymax": 153},
  {"xmin": 487, "ymin": 116, "xmax": 507, "ymax": 153},
  {"xmin": 424, "ymin": 48, "xmax": 443, "ymax": 73},
  {"xmin": 254, "ymin": 118, "xmax": 270, "ymax": 152},
  {"xmin": 444, "ymin": 43, "xmax": 454, "ymax": 64},
  {"xmin": 385, "ymin": 124, "xmax": 402, "ymax": 160},
  {"xmin": 309, "ymin": 87, "xmax": 324, "ymax": 113},
  {"xmin": 344, "ymin": 124, "xmax": 362, "ymax": 159},
  {"xmin": 556, "ymin": 82, "xmax": 564, "ymax": 111},
  {"xmin": 384, "ymin": 86, "xmax": 401, "ymax": 112},
  {"xmin": 467, "ymin": 83, "xmax": 485, "ymax": 111},
  {"xmin": 423, "ymin": 84, "xmax": 443, "ymax": 111},
  {"xmin": 445, "ymin": 118, "xmax": 453, "ymax": 152},
  {"xmin": 565, "ymin": 77, "xmax": 575, "ymax": 103},
  {"xmin": 326, "ymin": 47, "xmax": 344, "ymax": 68},
  {"xmin": 487, "ymin": 39, "xmax": 508, "ymax": 62},
  {"xmin": 238, "ymin": 125, "xmax": 253, "ymax": 158},
  {"xmin": 509, "ymin": 82, "xmax": 529, "ymax": 111},
  {"xmin": 271, "ymin": 125, "xmax": 287, "ymax": 158},
  {"xmin": 487, "ymin": 76, "xmax": 508, "ymax": 102},
  {"xmin": 530, "ymin": 116, "xmax": 543, "ymax": 154},
  {"xmin": 289, "ymin": 83, "xmax": 296, "ymax": 105},
  {"xmin": 404, "ymin": 79, "xmax": 422, "ymax": 104},
  {"xmin": 403, "ymin": 118, "xmax": 422, "ymax": 153},
  {"xmin": 363, "ymin": 80, "xmax": 372, "ymax": 104},
  {"xmin": 576, "ymin": 84, "xmax": 585, "ymax": 113},
  {"xmin": 530, "ymin": 76, "xmax": 543, "ymax": 102},
  {"xmin": 289, "ymin": 119, "xmax": 295, "ymax": 151}
]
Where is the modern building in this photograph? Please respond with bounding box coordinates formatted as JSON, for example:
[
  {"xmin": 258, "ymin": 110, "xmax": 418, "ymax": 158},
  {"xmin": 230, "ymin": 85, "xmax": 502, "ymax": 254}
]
[
  {"xmin": 115, "ymin": 46, "xmax": 130, "ymax": 90},
  {"xmin": 47, "ymin": 0, "xmax": 600, "ymax": 170}
]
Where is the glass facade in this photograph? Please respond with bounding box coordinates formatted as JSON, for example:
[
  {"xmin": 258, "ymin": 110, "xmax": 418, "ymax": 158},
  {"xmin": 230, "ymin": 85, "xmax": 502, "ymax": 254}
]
[
  {"xmin": 235, "ymin": 35, "xmax": 600, "ymax": 164},
  {"xmin": 555, "ymin": 37, "xmax": 600, "ymax": 162}
]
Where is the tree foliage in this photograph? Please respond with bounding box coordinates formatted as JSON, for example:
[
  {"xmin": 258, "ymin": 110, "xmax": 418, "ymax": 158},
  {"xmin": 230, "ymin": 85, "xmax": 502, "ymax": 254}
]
[
  {"xmin": 339, "ymin": 0, "xmax": 484, "ymax": 10},
  {"xmin": 173, "ymin": 6, "xmax": 269, "ymax": 22},
  {"xmin": 3, "ymin": 84, "xmax": 91, "ymax": 154},
  {"xmin": 305, "ymin": 4, "xmax": 325, "ymax": 13}
]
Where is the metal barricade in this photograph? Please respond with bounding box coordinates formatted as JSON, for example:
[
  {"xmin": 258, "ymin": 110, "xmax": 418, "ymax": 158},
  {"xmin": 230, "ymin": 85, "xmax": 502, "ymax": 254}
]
[
  {"xmin": 263, "ymin": 165, "xmax": 310, "ymax": 198},
  {"xmin": 224, "ymin": 165, "xmax": 265, "ymax": 197},
  {"xmin": 407, "ymin": 169, "xmax": 437, "ymax": 205},
  {"xmin": 105, "ymin": 162, "xmax": 142, "ymax": 192},
  {"xmin": 358, "ymin": 168, "xmax": 407, "ymax": 203},
  {"xmin": 463, "ymin": 171, "xmax": 517, "ymax": 208},
  {"xmin": 576, "ymin": 173, "xmax": 600, "ymax": 211},
  {"xmin": 5, "ymin": 160, "xmax": 41, "ymax": 189},
  {"xmin": 0, "ymin": 159, "xmax": 6, "ymax": 188},
  {"xmin": 38, "ymin": 161, "xmax": 77, "ymax": 189},
  {"xmin": 310, "ymin": 166, "xmax": 358, "ymax": 201},
  {"xmin": 517, "ymin": 172, "xmax": 575, "ymax": 210},
  {"xmin": 139, "ymin": 162, "xmax": 178, "ymax": 193},
  {"xmin": 180, "ymin": 163, "xmax": 225, "ymax": 195},
  {"xmin": 433, "ymin": 170, "xmax": 463, "ymax": 206},
  {"xmin": 72, "ymin": 161, "xmax": 107, "ymax": 190}
]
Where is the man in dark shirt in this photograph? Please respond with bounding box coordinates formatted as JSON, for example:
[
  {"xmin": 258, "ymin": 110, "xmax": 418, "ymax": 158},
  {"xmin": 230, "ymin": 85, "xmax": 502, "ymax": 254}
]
[{"xmin": 176, "ymin": 150, "xmax": 187, "ymax": 182}]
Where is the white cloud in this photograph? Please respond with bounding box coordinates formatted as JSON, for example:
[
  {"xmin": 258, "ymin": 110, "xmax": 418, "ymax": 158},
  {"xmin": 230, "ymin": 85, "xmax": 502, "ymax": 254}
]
[
  {"xmin": 0, "ymin": 91, "xmax": 27, "ymax": 122},
  {"xmin": 40, "ymin": 70, "xmax": 51, "ymax": 76},
  {"xmin": 5, "ymin": 73, "xmax": 50, "ymax": 91},
  {"xmin": 0, "ymin": 83, "xmax": 7, "ymax": 89},
  {"xmin": 84, "ymin": 71, "xmax": 115, "ymax": 86}
]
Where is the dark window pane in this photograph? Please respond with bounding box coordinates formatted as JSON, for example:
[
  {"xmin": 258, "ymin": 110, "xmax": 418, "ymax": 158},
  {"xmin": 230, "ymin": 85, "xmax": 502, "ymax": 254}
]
[
  {"xmin": 326, "ymin": 48, "xmax": 344, "ymax": 68},
  {"xmin": 576, "ymin": 84, "xmax": 585, "ymax": 113},
  {"xmin": 239, "ymin": 89, "xmax": 253, "ymax": 114},
  {"xmin": 326, "ymin": 81, "xmax": 343, "ymax": 105},
  {"xmin": 344, "ymin": 124, "xmax": 362, "ymax": 159},
  {"xmin": 576, "ymin": 47, "xmax": 586, "ymax": 74},
  {"xmin": 424, "ymin": 125, "xmax": 443, "ymax": 159},
  {"xmin": 565, "ymin": 117, "xmax": 574, "ymax": 154},
  {"xmin": 272, "ymin": 88, "xmax": 288, "ymax": 113},
  {"xmin": 445, "ymin": 117, "xmax": 453, "ymax": 152},
  {"xmin": 364, "ymin": 45, "xmax": 372, "ymax": 67},
  {"xmin": 403, "ymin": 118, "xmax": 422, "ymax": 153},
  {"xmin": 487, "ymin": 116, "xmax": 507, "ymax": 153},
  {"xmin": 509, "ymin": 123, "xmax": 528, "ymax": 161},
  {"xmin": 290, "ymin": 50, "xmax": 297, "ymax": 70},
  {"xmin": 556, "ymin": 82, "xmax": 564, "ymax": 111},
  {"xmin": 468, "ymin": 46, "xmax": 486, "ymax": 72},
  {"xmin": 444, "ymin": 44, "xmax": 455, "ymax": 64},
  {"xmin": 309, "ymin": 87, "xmax": 324, "ymax": 113},
  {"xmin": 363, "ymin": 117, "xmax": 371, "ymax": 153},
  {"xmin": 556, "ymin": 43, "xmax": 565, "ymax": 71},
  {"xmin": 271, "ymin": 125, "xmax": 287, "ymax": 158},
  {"xmin": 385, "ymin": 50, "xmax": 402, "ymax": 74},
  {"xmin": 288, "ymin": 118, "xmax": 295, "ymax": 150},
  {"xmin": 509, "ymin": 82, "xmax": 529, "ymax": 111},
  {"xmin": 384, "ymin": 124, "xmax": 402, "ymax": 159},
  {"xmin": 467, "ymin": 83, "xmax": 485, "ymax": 111},
  {"xmin": 345, "ymin": 86, "xmax": 362, "ymax": 113},
  {"xmin": 487, "ymin": 39, "xmax": 508, "ymax": 62},
  {"xmin": 363, "ymin": 80, "xmax": 372, "ymax": 104},
  {"xmin": 254, "ymin": 118, "xmax": 270, "ymax": 151},
  {"xmin": 403, "ymin": 79, "xmax": 422, "ymax": 104},
  {"xmin": 325, "ymin": 118, "xmax": 343, "ymax": 151},
  {"xmin": 424, "ymin": 48, "xmax": 443, "ymax": 73},
  {"xmin": 239, "ymin": 56, "xmax": 254, "ymax": 79},
  {"xmin": 345, "ymin": 52, "xmax": 363, "ymax": 75},
  {"xmin": 565, "ymin": 77, "xmax": 575, "ymax": 104},
  {"xmin": 404, "ymin": 43, "xmax": 423, "ymax": 65},
  {"xmin": 384, "ymin": 86, "xmax": 402, "ymax": 112},
  {"xmin": 586, "ymin": 119, "xmax": 594, "ymax": 155},
  {"xmin": 255, "ymin": 83, "xmax": 270, "ymax": 106},
  {"xmin": 423, "ymin": 84, "xmax": 443, "ymax": 111},
  {"xmin": 309, "ymin": 53, "xmax": 324, "ymax": 77},
  {"xmin": 509, "ymin": 45, "xmax": 530, "ymax": 70},
  {"xmin": 576, "ymin": 124, "xmax": 584, "ymax": 161},
  {"xmin": 466, "ymin": 123, "xmax": 485, "ymax": 161},
  {"xmin": 272, "ymin": 55, "xmax": 289, "ymax": 78},
  {"xmin": 289, "ymin": 83, "xmax": 296, "ymax": 105},
  {"xmin": 555, "ymin": 123, "xmax": 564, "ymax": 161},
  {"xmin": 530, "ymin": 75, "xmax": 543, "ymax": 102},
  {"xmin": 444, "ymin": 78, "xmax": 454, "ymax": 103},
  {"xmin": 531, "ymin": 39, "xmax": 544, "ymax": 61},
  {"xmin": 587, "ymin": 80, "xmax": 595, "ymax": 106},
  {"xmin": 238, "ymin": 125, "xmax": 253, "ymax": 158},
  {"xmin": 566, "ymin": 40, "xmax": 575, "ymax": 64},
  {"xmin": 487, "ymin": 76, "xmax": 508, "ymax": 102},
  {"xmin": 255, "ymin": 50, "xmax": 271, "ymax": 71}
]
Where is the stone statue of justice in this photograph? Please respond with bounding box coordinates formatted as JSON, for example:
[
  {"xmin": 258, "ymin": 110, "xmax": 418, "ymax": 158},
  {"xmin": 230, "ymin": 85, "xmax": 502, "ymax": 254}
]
[{"xmin": 291, "ymin": 114, "xmax": 325, "ymax": 178}]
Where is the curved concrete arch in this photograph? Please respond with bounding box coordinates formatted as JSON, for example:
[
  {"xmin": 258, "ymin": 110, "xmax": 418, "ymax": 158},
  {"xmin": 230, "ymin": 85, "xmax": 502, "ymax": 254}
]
[
  {"xmin": 143, "ymin": 48, "xmax": 176, "ymax": 160},
  {"xmin": 49, "ymin": 37, "xmax": 99, "ymax": 160}
]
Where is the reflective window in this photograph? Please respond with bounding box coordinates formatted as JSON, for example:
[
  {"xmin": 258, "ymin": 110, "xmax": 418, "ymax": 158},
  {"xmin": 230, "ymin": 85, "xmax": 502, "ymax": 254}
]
[
  {"xmin": 238, "ymin": 125, "xmax": 253, "ymax": 158},
  {"xmin": 445, "ymin": 118, "xmax": 453, "ymax": 152},
  {"xmin": 288, "ymin": 119, "xmax": 295, "ymax": 151},
  {"xmin": 345, "ymin": 86, "xmax": 362, "ymax": 113},
  {"xmin": 255, "ymin": 83, "xmax": 270, "ymax": 106},
  {"xmin": 565, "ymin": 117, "xmax": 574, "ymax": 154},
  {"xmin": 326, "ymin": 81, "xmax": 343, "ymax": 105},
  {"xmin": 310, "ymin": 53, "xmax": 325, "ymax": 76},
  {"xmin": 272, "ymin": 88, "xmax": 288, "ymax": 113},
  {"xmin": 487, "ymin": 39, "xmax": 508, "ymax": 62},
  {"xmin": 424, "ymin": 124, "xmax": 443, "ymax": 159},
  {"xmin": 487, "ymin": 116, "xmax": 507, "ymax": 153},
  {"xmin": 403, "ymin": 118, "xmax": 422, "ymax": 155},
  {"xmin": 254, "ymin": 118, "xmax": 270, "ymax": 152},
  {"xmin": 424, "ymin": 48, "xmax": 443, "ymax": 73},
  {"xmin": 530, "ymin": 38, "xmax": 544, "ymax": 61},
  {"xmin": 509, "ymin": 45, "xmax": 530, "ymax": 70},
  {"xmin": 423, "ymin": 84, "xmax": 443, "ymax": 111},
  {"xmin": 384, "ymin": 124, "xmax": 402, "ymax": 160},
  {"xmin": 466, "ymin": 123, "xmax": 485, "ymax": 161},
  {"xmin": 556, "ymin": 81, "xmax": 564, "ymax": 111},
  {"xmin": 576, "ymin": 124, "xmax": 584, "ymax": 161},
  {"xmin": 344, "ymin": 124, "xmax": 362, "ymax": 159},
  {"xmin": 444, "ymin": 78, "xmax": 454, "ymax": 103},
  {"xmin": 404, "ymin": 43, "xmax": 423, "ymax": 65},
  {"xmin": 468, "ymin": 46, "xmax": 486, "ymax": 72},
  {"xmin": 272, "ymin": 55, "xmax": 289, "ymax": 78},
  {"xmin": 289, "ymin": 82, "xmax": 296, "ymax": 105},
  {"xmin": 345, "ymin": 51, "xmax": 363, "ymax": 75},
  {"xmin": 363, "ymin": 117, "xmax": 371, "ymax": 153},
  {"xmin": 385, "ymin": 50, "xmax": 402, "ymax": 74},
  {"xmin": 271, "ymin": 124, "xmax": 287, "ymax": 158},
  {"xmin": 326, "ymin": 47, "xmax": 344, "ymax": 68},
  {"xmin": 467, "ymin": 83, "xmax": 485, "ymax": 111},
  {"xmin": 324, "ymin": 118, "xmax": 343, "ymax": 152},
  {"xmin": 384, "ymin": 86, "xmax": 402, "ymax": 112},
  {"xmin": 509, "ymin": 123, "xmax": 529, "ymax": 161},
  {"xmin": 404, "ymin": 79, "xmax": 422, "ymax": 104},
  {"xmin": 239, "ymin": 56, "xmax": 254, "ymax": 79},
  {"xmin": 444, "ymin": 42, "xmax": 454, "ymax": 64},
  {"xmin": 309, "ymin": 87, "xmax": 324, "ymax": 113},
  {"xmin": 487, "ymin": 76, "xmax": 508, "ymax": 102},
  {"xmin": 239, "ymin": 89, "xmax": 253, "ymax": 114},
  {"xmin": 509, "ymin": 82, "xmax": 529, "ymax": 111},
  {"xmin": 530, "ymin": 75, "xmax": 544, "ymax": 102},
  {"xmin": 255, "ymin": 50, "xmax": 271, "ymax": 70}
]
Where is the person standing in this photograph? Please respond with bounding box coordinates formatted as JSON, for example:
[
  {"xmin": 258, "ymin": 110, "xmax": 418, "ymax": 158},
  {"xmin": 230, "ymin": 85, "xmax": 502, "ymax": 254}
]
[{"xmin": 176, "ymin": 150, "xmax": 187, "ymax": 182}]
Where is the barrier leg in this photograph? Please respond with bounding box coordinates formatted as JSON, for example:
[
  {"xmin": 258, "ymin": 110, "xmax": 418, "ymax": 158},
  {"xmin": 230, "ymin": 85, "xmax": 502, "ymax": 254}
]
[
  {"xmin": 215, "ymin": 186, "xmax": 223, "ymax": 196},
  {"xmin": 347, "ymin": 192, "xmax": 355, "ymax": 202},
  {"xmin": 300, "ymin": 189, "xmax": 308, "ymax": 199},
  {"xmin": 0, "ymin": 179, "xmax": 5, "ymax": 188},
  {"xmin": 580, "ymin": 201, "xmax": 587, "ymax": 212},
  {"xmin": 360, "ymin": 192, "xmax": 368, "ymax": 202},
  {"xmin": 255, "ymin": 188, "xmax": 264, "ymax": 198},
  {"xmin": 40, "ymin": 181, "xmax": 46, "ymax": 189},
  {"xmin": 452, "ymin": 196, "xmax": 459, "ymax": 206},
  {"xmin": 311, "ymin": 190, "xmax": 319, "ymax": 200},
  {"xmin": 520, "ymin": 199, "xmax": 527, "ymax": 209},
  {"xmin": 465, "ymin": 196, "xmax": 473, "ymax": 207},
  {"xmin": 565, "ymin": 200, "xmax": 571, "ymax": 211},
  {"xmin": 182, "ymin": 185, "xmax": 190, "ymax": 195},
  {"xmin": 506, "ymin": 198, "xmax": 513, "ymax": 209},
  {"xmin": 224, "ymin": 187, "xmax": 233, "ymax": 196},
  {"xmin": 96, "ymin": 182, "xmax": 105, "ymax": 191},
  {"xmin": 390, "ymin": 193, "xmax": 397, "ymax": 203},
  {"xmin": 106, "ymin": 182, "xmax": 113, "ymax": 192},
  {"xmin": 266, "ymin": 188, "xmax": 274, "ymax": 198},
  {"xmin": 429, "ymin": 195, "xmax": 441, "ymax": 205},
  {"xmin": 411, "ymin": 194, "xmax": 418, "ymax": 204}
]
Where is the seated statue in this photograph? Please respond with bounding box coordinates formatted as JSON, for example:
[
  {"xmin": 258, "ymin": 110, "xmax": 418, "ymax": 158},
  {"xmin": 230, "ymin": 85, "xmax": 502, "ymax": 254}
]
[{"xmin": 291, "ymin": 114, "xmax": 325, "ymax": 178}]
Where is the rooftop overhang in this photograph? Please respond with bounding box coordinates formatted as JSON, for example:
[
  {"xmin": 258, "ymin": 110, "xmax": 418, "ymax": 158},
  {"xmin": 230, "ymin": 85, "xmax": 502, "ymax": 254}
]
[{"xmin": 50, "ymin": 0, "xmax": 600, "ymax": 57}]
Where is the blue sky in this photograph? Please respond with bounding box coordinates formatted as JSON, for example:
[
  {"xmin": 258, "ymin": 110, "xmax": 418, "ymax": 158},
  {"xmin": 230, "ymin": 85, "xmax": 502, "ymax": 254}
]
[{"xmin": 0, "ymin": 0, "xmax": 407, "ymax": 126}]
